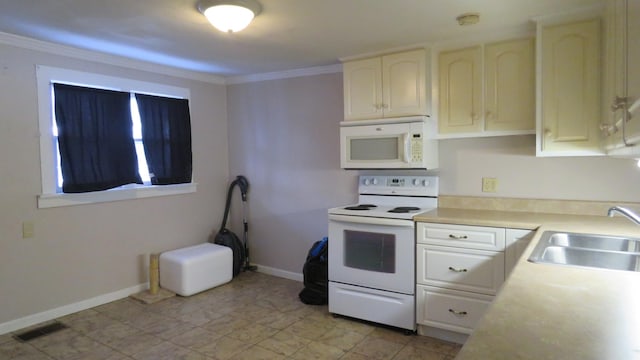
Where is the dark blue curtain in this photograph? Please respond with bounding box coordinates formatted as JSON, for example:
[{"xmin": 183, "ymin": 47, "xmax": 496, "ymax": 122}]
[
  {"xmin": 54, "ymin": 83, "xmax": 142, "ymax": 193},
  {"xmin": 135, "ymin": 94, "xmax": 192, "ymax": 185}
]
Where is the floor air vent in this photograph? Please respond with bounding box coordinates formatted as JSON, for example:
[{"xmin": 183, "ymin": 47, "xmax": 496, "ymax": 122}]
[{"xmin": 13, "ymin": 321, "xmax": 68, "ymax": 342}]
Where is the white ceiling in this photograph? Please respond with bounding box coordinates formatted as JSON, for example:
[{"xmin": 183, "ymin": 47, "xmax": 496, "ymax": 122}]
[{"xmin": 0, "ymin": 0, "xmax": 602, "ymax": 77}]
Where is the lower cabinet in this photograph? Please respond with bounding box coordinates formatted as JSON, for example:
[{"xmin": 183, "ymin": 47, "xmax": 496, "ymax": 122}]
[
  {"xmin": 416, "ymin": 223, "xmax": 532, "ymax": 335},
  {"xmin": 416, "ymin": 285, "xmax": 493, "ymax": 334}
]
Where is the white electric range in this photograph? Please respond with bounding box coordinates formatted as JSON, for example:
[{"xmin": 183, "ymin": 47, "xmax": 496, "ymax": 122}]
[{"xmin": 327, "ymin": 175, "xmax": 438, "ymax": 331}]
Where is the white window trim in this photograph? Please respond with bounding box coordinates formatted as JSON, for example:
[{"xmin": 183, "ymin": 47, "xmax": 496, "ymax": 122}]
[{"xmin": 36, "ymin": 65, "xmax": 196, "ymax": 208}]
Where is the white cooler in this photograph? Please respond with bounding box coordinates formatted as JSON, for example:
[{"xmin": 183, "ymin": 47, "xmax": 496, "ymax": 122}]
[{"xmin": 159, "ymin": 243, "xmax": 232, "ymax": 296}]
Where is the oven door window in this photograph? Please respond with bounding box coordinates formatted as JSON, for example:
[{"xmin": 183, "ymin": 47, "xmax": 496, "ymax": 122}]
[{"xmin": 343, "ymin": 230, "xmax": 395, "ymax": 273}]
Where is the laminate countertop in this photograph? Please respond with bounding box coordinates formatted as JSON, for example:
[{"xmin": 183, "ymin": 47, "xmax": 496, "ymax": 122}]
[{"xmin": 414, "ymin": 208, "xmax": 640, "ymax": 359}]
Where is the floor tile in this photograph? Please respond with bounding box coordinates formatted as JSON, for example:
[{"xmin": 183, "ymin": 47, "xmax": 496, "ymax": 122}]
[
  {"xmin": 391, "ymin": 345, "xmax": 447, "ymax": 360},
  {"xmin": 131, "ymin": 341, "xmax": 207, "ymax": 360},
  {"xmin": 228, "ymin": 344, "xmax": 286, "ymax": 360},
  {"xmin": 168, "ymin": 327, "xmax": 225, "ymax": 350},
  {"xmin": 255, "ymin": 330, "xmax": 311, "ymax": 357},
  {"xmin": 349, "ymin": 337, "xmax": 404, "ymax": 360},
  {"xmin": 0, "ymin": 340, "xmax": 54, "ymax": 359},
  {"xmin": 194, "ymin": 335, "xmax": 251, "ymax": 359},
  {"xmin": 316, "ymin": 327, "xmax": 366, "ymax": 351},
  {"xmin": 289, "ymin": 340, "xmax": 345, "ymax": 360},
  {"xmin": 4, "ymin": 271, "xmax": 466, "ymax": 360}
]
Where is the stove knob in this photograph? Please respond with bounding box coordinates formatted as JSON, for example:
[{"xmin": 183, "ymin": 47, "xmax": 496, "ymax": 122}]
[
  {"xmin": 423, "ymin": 180, "xmax": 429, "ymax": 187},
  {"xmin": 363, "ymin": 178, "xmax": 371, "ymax": 185},
  {"xmin": 413, "ymin": 179, "xmax": 420, "ymax": 186},
  {"xmin": 372, "ymin": 178, "xmax": 378, "ymax": 185}
]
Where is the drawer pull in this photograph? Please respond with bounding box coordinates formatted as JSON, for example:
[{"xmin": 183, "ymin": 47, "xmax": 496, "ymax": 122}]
[
  {"xmin": 448, "ymin": 266, "xmax": 468, "ymax": 273},
  {"xmin": 449, "ymin": 309, "xmax": 468, "ymax": 316},
  {"xmin": 448, "ymin": 234, "xmax": 468, "ymax": 239}
]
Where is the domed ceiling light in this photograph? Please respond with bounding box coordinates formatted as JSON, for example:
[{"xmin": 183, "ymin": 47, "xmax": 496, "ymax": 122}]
[{"xmin": 197, "ymin": 0, "xmax": 262, "ymax": 33}]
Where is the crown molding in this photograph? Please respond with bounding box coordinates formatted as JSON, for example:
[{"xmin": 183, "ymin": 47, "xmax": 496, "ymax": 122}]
[
  {"xmin": 0, "ymin": 31, "xmax": 226, "ymax": 84},
  {"xmin": 225, "ymin": 63, "xmax": 343, "ymax": 85}
]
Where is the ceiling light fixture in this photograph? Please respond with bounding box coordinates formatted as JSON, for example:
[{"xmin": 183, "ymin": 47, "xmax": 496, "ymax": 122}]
[
  {"xmin": 456, "ymin": 13, "xmax": 480, "ymax": 26},
  {"xmin": 197, "ymin": 0, "xmax": 261, "ymax": 33}
]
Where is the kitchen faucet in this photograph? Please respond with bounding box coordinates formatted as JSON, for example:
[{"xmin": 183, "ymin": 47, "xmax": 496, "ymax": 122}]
[{"xmin": 607, "ymin": 206, "xmax": 640, "ymax": 225}]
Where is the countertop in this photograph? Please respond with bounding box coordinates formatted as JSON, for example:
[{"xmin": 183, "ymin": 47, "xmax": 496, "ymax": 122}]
[{"xmin": 414, "ymin": 208, "xmax": 640, "ymax": 359}]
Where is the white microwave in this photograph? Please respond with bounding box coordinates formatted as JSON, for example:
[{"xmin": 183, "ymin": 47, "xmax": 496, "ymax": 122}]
[{"xmin": 340, "ymin": 118, "xmax": 438, "ymax": 169}]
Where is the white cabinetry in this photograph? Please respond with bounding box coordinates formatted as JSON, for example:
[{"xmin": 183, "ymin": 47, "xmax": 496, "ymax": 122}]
[
  {"xmin": 438, "ymin": 38, "xmax": 535, "ymax": 137},
  {"xmin": 536, "ymin": 18, "xmax": 603, "ymax": 156},
  {"xmin": 604, "ymin": 0, "xmax": 640, "ymax": 157},
  {"xmin": 343, "ymin": 49, "xmax": 429, "ymax": 120},
  {"xmin": 416, "ymin": 223, "xmax": 505, "ymax": 335},
  {"xmin": 438, "ymin": 46, "xmax": 482, "ymax": 134}
]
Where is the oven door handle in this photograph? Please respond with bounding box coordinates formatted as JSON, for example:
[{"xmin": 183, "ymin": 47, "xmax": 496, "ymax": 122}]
[{"xmin": 329, "ymin": 214, "xmax": 414, "ymax": 227}]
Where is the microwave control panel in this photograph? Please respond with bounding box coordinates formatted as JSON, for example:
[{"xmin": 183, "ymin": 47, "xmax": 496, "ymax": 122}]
[{"xmin": 411, "ymin": 133, "xmax": 423, "ymax": 162}]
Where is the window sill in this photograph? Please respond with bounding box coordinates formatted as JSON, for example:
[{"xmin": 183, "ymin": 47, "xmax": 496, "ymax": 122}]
[{"xmin": 37, "ymin": 183, "xmax": 197, "ymax": 208}]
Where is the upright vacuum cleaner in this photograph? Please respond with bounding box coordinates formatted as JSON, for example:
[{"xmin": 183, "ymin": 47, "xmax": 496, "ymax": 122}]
[{"xmin": 211, "ymin": 175, "xmax": 256, "ymax": 276}]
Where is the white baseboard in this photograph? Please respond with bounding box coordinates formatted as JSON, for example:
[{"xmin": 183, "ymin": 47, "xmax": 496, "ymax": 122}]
[
  {"xmin": 254, "ymin": 264, "xmax": 303, "ymax": 282},
  {"xmin": 0, "ymin": 283, "xmax": 146, "ymax": 335}
]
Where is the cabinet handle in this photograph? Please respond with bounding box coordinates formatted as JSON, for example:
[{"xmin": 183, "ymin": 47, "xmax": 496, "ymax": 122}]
[
  {"xmin": 611, "ymin": 96, "xmax": 628, "ymax": 112},
  {"xmin": 448, "ymin": 266, "xmax": 468, "ymax": 273},
  {"xmin": 448, "ymin": 234, "xmax": 468, "ymax": 239},
  {"xmin": 485, "ymin": 110, "xmax": 494, "ymax": 120},
  {"xmin": 449, "ymin": 309, "xmax": 468, "ymax": 316}
]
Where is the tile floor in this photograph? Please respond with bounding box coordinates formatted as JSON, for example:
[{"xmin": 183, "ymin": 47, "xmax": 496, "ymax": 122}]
[{"xmin": 0, "ymin": 271, "xmax": 462, "ymax": 359}]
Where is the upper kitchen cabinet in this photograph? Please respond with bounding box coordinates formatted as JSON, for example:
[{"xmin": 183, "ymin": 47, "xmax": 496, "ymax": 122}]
[
  {"xmin": 437, "ymin": 38, "xmax": 535, "ymax": 137},
  {"xmin": 604, "ymin": 0, "xmax": 640, "ymax": 158},
  {"xmin": 438, "ymin": 46, "xmax": 483, "ymax": 134},
  {"xmin": 342, "ymin": 49, "xmax": 430, "ymax": 121},
  {"xmin": 484, "ymin": 39, "xmax": 535, "ymax": 132},
  {"xmin": 536, "ymin": 17, "xmax": 603, "ymax": 156}
]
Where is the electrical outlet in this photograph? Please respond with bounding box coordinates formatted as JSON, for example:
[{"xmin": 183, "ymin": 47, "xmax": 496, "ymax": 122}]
[
  {"xmin": 22, "ymin": 221, "xmax": 34, "ymax": 238},
  {"xmin": 482, "ymin": 177, "xmax": 498, "ymax": 193}
]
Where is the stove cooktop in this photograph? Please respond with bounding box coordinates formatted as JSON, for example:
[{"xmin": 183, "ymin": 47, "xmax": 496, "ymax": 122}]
[{"xmin": 328, "ymin": 203, "xmax": 431, "ymax": 220}]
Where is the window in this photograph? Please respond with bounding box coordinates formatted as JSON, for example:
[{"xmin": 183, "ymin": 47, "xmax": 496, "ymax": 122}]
[{"xmin": 37, "ymin": 66, "xmax": 196, "ymax": 208}]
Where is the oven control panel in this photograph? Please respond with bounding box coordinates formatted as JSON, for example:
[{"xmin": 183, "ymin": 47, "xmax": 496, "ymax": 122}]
[{"xmin": 359, "ymin": 176, "xmax": 438, "ymax": 196}]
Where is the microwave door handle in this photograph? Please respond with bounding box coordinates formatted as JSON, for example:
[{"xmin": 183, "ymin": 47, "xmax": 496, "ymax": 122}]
[{"xmin": 403, "ymin": 133, "xmax": 411, "ymax": 163}]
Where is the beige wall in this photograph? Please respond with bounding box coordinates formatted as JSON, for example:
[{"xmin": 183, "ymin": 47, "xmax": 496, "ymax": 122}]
[
  {"xmin": 0, "ymin": 43, "xmax": 229, "ymax": 325},
  {"xmin": 226, "ymin": 73, "xmax": 358, "ymax": 275},
  {"xmin": 438, "ymin": 135, "xmax": 640, "ymax": 202}
]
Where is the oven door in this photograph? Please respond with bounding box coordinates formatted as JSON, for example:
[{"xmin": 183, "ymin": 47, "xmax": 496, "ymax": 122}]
[{"xmin": 328, "ymin": 214, "xmax": 415, "ymax": 294}]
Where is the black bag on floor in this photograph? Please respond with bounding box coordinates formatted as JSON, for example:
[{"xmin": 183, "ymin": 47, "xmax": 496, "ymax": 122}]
[{"xmin": 299, "ymin": 237, "xmax": 328, "ymax": 305}]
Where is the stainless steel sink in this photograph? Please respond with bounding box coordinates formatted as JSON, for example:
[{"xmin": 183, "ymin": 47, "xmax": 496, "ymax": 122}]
[
  {"xmin": 528, "ymin": 231, "xmax": 640, "ymax": 272},
  {"xmin": 546, "ymin": 232, "xmax": 640, "ymax": 252}
]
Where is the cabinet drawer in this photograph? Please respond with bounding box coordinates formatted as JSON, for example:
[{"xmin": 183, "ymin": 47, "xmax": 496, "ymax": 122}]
[
  {"xmin": 417, "ymin": 245, "xmax": 504, "ymax": 295},
  {"xmin": 416, "ymin": 285, "xmax": 493, "ymax": 334},
  {"xmin": 417, "ymin": 223, "xmax": 506, "ymax": 251}
]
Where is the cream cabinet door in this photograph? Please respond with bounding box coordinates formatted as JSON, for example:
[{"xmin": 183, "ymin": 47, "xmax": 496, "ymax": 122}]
[
  {"xmin": 538, "ymin": 19, "xmax": 603, "ymax": 155},
  {"xmin": 382, "ymin": 49, "xmax": 428, "ymax": 118},
  {"xmin": 343, "ymin": 57, "xmax": 383, "ymax": 120},
  {"xmin": 621, "ymin": 0, "xmax": 640, "ymax": 145},
  {"xmin": 416, "ymin": 285, "xmax": 493, "ymax": 334},
  {"xmin": 485, "ymin": 38, "xmax": 535, "ymax": 131},
  {"xmin": 417, "ymin": 244, "xmax": 505, "ymax": 295},
  {"xmin": 604, "ymin": 0, "xmax": 627, "ymax": 150},
  {"xmin": 439, "ymin": 46, "xmax": 482, "ymax": 134}
]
